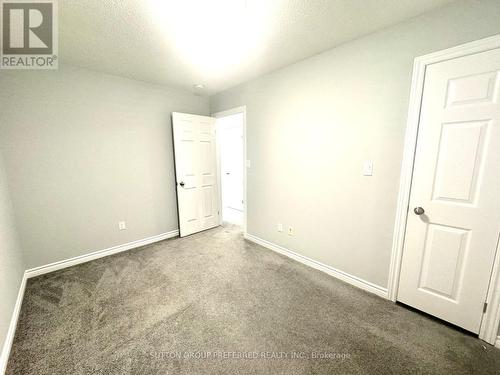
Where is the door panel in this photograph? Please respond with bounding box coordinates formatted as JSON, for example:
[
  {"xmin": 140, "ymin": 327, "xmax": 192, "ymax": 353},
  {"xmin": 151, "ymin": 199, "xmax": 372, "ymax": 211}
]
[
  {"xmin": 446, "ymin": 71, "xmax": 497, "ymax": 107},
  {"xmin": 398, "ymin": 48, "xmax": 500, "ymax": 333},
  {"xmin": 432, "ymin": 121, "xmax": 488, "ymax": 203},
  {"xmin": 172, "ymin": 112, "xmax": 219, "ymax": 237},
  {"xmin": 418, "ymin": 224, "xmax": 468, "ymax": 300}
]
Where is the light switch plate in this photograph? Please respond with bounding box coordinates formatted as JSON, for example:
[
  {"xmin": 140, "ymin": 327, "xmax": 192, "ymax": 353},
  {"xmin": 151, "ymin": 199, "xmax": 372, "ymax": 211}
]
[
  {"xmin": 246, "ymin": 159, "xmax": 251, "ymax": 168},
  {"xmin": 363, "ymin": 161, "xmax": 374, "ymax": 176}
]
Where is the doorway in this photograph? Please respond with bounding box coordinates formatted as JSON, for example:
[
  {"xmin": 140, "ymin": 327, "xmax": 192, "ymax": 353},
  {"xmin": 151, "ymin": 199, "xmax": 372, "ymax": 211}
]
[{"xmin": 214, "ymin": 107, "xmax": 246, "ymax": 228}]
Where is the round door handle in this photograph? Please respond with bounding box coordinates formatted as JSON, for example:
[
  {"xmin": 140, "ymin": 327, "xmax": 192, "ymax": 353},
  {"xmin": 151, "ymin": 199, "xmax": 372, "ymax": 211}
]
[
  {"xmin": 414, "ymin": 207, "xmax": 425, "ymax": 215},
  {"xmin": 179, "ymin": 181, "xmax": 185, "ymax": 187}
]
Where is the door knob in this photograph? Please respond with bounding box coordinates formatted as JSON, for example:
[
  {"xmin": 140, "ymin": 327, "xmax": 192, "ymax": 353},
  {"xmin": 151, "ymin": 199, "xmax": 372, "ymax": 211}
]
[
  {"xmin": 414, "ymin": 207, "xmax": 425, "ymax": 215},
  {"xmin": 179, "ymin": 181, "xmax": 185, "ymax": 187}
]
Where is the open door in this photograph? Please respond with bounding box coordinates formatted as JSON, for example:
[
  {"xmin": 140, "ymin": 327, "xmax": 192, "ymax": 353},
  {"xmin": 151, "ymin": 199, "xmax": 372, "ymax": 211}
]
[{"xmin": 172, "ymin": 112, "xmax": 220, "ymax": 237}]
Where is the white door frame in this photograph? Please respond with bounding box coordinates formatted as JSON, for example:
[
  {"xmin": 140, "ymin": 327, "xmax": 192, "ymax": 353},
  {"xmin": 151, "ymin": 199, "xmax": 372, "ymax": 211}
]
[
  {"xmin": 212, "ymin": 106, "xmax": 247, "ymax": 233},
  {"xmin": 387, "ymin": 34, "xmax": 500, "ymax": 345}
]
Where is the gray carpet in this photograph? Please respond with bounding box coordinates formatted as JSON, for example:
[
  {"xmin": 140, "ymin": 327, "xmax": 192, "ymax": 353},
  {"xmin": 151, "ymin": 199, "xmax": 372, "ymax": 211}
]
[{"xmin": 6, "ymin": 224, "xmax": 500, "ymax": 374}]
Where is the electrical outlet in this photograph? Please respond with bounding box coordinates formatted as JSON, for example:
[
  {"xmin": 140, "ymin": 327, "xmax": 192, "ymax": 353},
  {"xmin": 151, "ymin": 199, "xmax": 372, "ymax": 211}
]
[
  {"xmin": 118, "ymin": 221, "xmax": 127, "ymax": 230},
  {"xmin": 277, "ymin": 223, "xmax": 283, "ymax": 232},
  {"xmin": 288, "ymin": 226, "xmax": 294, "ymax": 236}
]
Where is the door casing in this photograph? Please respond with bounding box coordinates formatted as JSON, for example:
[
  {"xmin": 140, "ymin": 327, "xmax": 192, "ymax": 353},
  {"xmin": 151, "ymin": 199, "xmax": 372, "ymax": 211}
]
[{"xmin": 387, "ymin": 34, "xmax": 500, "ymax": 345}]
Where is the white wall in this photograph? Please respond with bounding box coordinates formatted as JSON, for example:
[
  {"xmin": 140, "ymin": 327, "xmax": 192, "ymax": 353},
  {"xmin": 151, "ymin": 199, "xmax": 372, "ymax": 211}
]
[
  {"xmin": 210, "ymin": 0, "xmax": 500, "ymax": 289},
  {"xmin": 0, "ymin": 153, "xmax": 24, "ymax": 356},
  {"xmin": 0, "ymin": 65, "xmax": 209, "ymax": 269}
]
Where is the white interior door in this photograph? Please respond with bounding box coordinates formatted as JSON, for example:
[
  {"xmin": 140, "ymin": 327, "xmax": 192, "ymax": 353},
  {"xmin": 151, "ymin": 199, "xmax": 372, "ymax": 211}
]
[
  {"xmin": 219, "ymin": 118, "xmax": 243, "ymax": 211},
  {"xmin": 172, "ymin": 112, "xmax": 220, "ymax": 237},
  {"xmin": 398, "ymin": 48, "xmax": 500, "ymax": 333}
]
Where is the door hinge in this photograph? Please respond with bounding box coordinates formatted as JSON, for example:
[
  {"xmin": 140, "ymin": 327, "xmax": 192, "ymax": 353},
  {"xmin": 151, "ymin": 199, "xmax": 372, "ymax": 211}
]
[{"xmin": 483, "ymin": 302, "xmax": 488, "ymax": 313}]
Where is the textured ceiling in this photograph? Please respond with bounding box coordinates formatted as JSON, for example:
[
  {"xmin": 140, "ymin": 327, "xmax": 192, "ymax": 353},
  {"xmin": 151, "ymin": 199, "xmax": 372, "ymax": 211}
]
[{"xmin": 59, "ymin": 0, "xmax": 455, "ymax": 95}]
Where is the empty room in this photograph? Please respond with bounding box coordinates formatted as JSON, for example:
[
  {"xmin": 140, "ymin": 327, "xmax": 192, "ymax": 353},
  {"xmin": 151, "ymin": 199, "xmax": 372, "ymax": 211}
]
[{"xmin": 1, "ymin": 0, "xmax": 500, "ymax": 374}]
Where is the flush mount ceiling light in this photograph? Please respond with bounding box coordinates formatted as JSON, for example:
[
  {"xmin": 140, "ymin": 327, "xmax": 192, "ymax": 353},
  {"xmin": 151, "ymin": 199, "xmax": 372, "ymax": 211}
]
[
  {"xmin": 193, "ymin": 84, "xmax": 205, "ymax": 90},
  {"xmin": 146, "ymin": 0, "xmax": 279, "ymax": 80}
]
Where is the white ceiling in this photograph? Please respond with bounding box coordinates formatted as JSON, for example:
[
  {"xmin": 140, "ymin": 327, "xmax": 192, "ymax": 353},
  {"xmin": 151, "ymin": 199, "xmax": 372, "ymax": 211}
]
[{"xmin": 60, "ymin": 0, "xmax": 455, "ymax": 95}]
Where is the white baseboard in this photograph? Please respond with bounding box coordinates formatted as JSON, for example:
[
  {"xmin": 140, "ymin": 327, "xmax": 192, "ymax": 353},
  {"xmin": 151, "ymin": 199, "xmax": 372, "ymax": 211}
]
[
  {"xmin": 244, "ymin": 233, "xmax": 388, "ymax": 299},
  {"xmin": 25, "ymin": 229, "xmax": 179, "ymax": 278},
  {"xmin": 495, "ymin": 336, "xmax": 500, "ymax": 349},
  {"xmin": 0, "ymin": 272, "xmax": 27, "ymax": 375}
]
